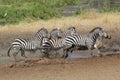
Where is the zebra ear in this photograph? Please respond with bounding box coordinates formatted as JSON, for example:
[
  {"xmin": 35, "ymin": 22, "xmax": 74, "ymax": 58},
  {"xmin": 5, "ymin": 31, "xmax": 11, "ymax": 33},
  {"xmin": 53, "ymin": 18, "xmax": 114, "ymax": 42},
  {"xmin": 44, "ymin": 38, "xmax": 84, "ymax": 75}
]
[
  {"xmin": 57, "ymin": 27, "xmax": 60, "ymax": 30},
  {"xmin": 47, "ymin": 34, "xmax": 51, "ymax": 39}
]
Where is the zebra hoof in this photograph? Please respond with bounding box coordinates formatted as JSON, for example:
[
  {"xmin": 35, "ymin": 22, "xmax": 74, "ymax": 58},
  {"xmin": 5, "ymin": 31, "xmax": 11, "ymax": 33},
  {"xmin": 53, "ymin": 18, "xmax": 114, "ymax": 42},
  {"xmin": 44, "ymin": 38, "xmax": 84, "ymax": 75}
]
[
  {"xmin": 43, "ymin": 54, "xmax": 49, "ymax": 58},
  {"xmin": 99, "ymin": 54, "xmax": 103, "ymax": 57},
  {"xmin": 21, "ymin": 55, "xmax": 27, "ymax": 58},
  {"xmin": 65, "ymin": 54, "xmax": 68, "ymax": 59},
  {"xmin": 24, "ymin": 56, "xmax": 28, "ymax": 58},
  {"xmin": 96, "ymin": 54, "xmax": 103, "ymax": 57},
  {"xmin": 61, "ymin": 54, "xmax": 68, "ymax": 59}
]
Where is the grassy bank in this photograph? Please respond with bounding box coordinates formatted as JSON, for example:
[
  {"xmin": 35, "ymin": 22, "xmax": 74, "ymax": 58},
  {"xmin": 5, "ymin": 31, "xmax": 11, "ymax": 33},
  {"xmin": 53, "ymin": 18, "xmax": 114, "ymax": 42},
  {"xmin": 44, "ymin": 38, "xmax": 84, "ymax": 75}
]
[
  {"xmin": 0, "ymin": 12, "xmax": 120, "ymax": 32},
  {"xmin": 0, "ymin": 0, "xmax": 120, "ymax": 25},
  {"xmin": 0, "ymin": 0, "xmax": 82, "ymax": 25}
]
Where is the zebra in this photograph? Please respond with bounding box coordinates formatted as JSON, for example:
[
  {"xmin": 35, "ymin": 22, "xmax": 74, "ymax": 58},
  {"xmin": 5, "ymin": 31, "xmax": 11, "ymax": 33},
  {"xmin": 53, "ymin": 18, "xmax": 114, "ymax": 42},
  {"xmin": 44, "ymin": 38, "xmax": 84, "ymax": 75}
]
[
  {"xmin": 49, "ymin": 26, "xmax": 76, "ymax": 39},
  {"xmin": 48, "ymin": 28, "xmax": 63, "ymax": 57},
  {"xmin": 50, "ymin": 28, "xmax": 63, "ymax": 39},
  {"xmin": 41, "ymin": 34, "xmax": 64, "ymax": 58},
  {"xmin": 70, "ymin": 29, "xmax": 111, "ymax": 53},
  {"xmin": 63, "ymin": 27, "xmax": 111, "ymax": 58},
  {"xmin": 41, "ymin": 26, "xmax": 77, "ymax": 58},
  {"xmin": 7, "ymin": 27, "xmax": 48, "ymax": 61}
]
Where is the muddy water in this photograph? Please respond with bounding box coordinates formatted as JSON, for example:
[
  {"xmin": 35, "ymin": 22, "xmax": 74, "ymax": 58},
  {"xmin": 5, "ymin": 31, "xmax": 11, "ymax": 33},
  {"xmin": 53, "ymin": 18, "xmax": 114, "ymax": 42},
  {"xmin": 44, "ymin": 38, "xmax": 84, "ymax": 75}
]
[
  {"xmin": 0, "ymin": 49, "xmax": 120, "ymax": 67},
  {"xmin": 0, "ymin": 56, "xmax": 14, "ymax": 66}
]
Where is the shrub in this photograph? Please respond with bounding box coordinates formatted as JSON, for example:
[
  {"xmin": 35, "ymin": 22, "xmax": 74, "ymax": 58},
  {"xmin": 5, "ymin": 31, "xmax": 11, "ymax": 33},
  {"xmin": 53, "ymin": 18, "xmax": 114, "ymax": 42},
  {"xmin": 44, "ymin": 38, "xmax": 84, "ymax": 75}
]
[{"xmin": 0, "ymin": 0, "xmax": 120, "ymax": 25}]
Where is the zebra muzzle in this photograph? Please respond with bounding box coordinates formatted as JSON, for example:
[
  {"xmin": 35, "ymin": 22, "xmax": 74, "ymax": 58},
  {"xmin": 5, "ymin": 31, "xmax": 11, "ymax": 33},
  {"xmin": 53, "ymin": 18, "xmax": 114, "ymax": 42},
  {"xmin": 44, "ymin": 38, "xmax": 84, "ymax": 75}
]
[{"xmin": 106, "ymin": 35, "xmax": 111, "ymax": 39}]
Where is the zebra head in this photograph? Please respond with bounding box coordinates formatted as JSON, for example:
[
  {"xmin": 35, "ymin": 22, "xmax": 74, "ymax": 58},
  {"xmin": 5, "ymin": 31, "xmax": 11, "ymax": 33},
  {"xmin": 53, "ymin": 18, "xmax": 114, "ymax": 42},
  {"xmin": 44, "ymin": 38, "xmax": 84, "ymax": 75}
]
[
  {"xmin": 34, "ymin": 27, "xmax": 48, "ymax": 39},
  {"xmin": 50, "ymin": 28, "xmax": 63, "ymax": 39},
  {"xmin": 42, "ymin": 33, "xmax": 51, "ymax": 43},
  {"xmin": 90, "ymin": 27, "xmax": 111, "ymax": 39},
  {"xmin": 41, "ymin": 33, "xmax": 51, "ymax": 58},
  {"xmin": 63, "ymin": 26, "xmax": 77, "ymax": 38},
  {"xmin": 98, "ymin": 27, "xmax": 111, "ymax": 39},
  {"xmin": 37, "ymin": 27, "xmax": 48, "ymax": 36},
  {"xmin": 67, "ymin": 26, "xmax": 76, "ymax": 34}
]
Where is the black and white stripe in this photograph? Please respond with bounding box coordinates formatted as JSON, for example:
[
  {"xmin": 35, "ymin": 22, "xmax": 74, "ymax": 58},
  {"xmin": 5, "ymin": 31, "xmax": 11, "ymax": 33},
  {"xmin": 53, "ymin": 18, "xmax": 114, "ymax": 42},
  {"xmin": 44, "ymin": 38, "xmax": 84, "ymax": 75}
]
[
  {"xmin": 49, "ymin": 27, "xmax": 76, "ymax": 39},
  {"xmin": 41, "ymin": 27, "xmax": 77, "ymax": 58},
  {"xmin": 7, "ymin": 28, "xmax": 48, "ymax": 61},
  {"xmin": 34, "ymin": 27, "xmax": 48, "ymax": 41},
  {"xmin": 63, "ymin": 27, "xmax": 111, "ymax": 58},
  {"xmin": 41, "ymin": 36, "xmax": 64, "ymax": 58}
]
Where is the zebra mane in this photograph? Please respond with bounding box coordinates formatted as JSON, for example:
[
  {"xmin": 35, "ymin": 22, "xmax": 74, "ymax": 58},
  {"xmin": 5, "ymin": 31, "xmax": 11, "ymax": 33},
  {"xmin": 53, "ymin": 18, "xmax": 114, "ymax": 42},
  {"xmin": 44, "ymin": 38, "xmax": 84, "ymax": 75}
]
[
  {"xmin": 89, "ymin": 27, "xmax": 103, "ymax": 33},
  {"xmin": 36, "ymin": 27, "xmax": 48, "ymax": 33},
  {"xmin": 68, "ymin": 26, "xmax": 76, "ymax": 30},
  {"xmin": 51, "ymin": 28, "xmax": 61, "ymax": 32},
  {"xmin": 51, "ymin": 28, "xmax": 63, "ymax": 34}
]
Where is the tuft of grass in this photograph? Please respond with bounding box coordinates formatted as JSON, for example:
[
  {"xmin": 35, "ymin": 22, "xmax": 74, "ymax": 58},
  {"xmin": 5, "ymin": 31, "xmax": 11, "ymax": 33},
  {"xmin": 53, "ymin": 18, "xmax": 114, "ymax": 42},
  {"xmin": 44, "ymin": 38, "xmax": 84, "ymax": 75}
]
[
  {"xmin": 0, "ymin": 12, "xmax": 120, "ymax": 33},
  {"xmin": 0, "ymin": 0, "xmax": 120, "ymax": 25}
]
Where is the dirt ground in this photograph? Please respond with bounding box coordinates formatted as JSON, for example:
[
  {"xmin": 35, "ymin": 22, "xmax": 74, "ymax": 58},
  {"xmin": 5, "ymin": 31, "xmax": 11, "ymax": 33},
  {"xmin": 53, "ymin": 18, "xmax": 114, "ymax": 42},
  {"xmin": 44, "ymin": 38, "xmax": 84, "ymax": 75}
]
[{"xmin": 0, "ymin": 55, "xmax": 120, "ymax": 80}]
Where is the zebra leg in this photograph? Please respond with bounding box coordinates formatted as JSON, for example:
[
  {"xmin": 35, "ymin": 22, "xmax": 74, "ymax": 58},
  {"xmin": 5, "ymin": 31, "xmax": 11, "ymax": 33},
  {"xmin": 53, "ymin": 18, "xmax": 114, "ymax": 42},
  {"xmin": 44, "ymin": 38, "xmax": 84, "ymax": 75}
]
[
  {"xmin": 43, "ymin": 49, "xmax": 49, "ymax": 58},
  {"xmin": 63, "ymin": 50, "xmax": 67, "ymax": 58},
  {"xmin": 69, "ymin": 47, "xmax": 74, "ymax": 53},
  {"xmin": 87, "ymin": 45, "xmax": 93, "ymax": 57},
  {"xmin": 13, "ymin": 50, "xmax": 20, "ymax": 62},
  {"xmin": 42, "ymin": 49, "xmax": 49, "ymax": 58},
  {"xmin": 55, "ymin": 51, "xmax": 58, "ymax": 58},
  {"xmin": 63, "ymin": 45, "xmax": 73, "ymax": 58},
  {"xmin": 20, "ymin": 48, "xmax": 27, "ymax": 58},
  {"xmin": 86, "ymin": 42, "xmax": 94, "ymax": 57},
  {"xmin": 44, "ymin": 52, "xmax": 49, "ymax": 58},
  {"xmin": 94, "ymin": 44, "xmax": 102, "ymax": 57}
]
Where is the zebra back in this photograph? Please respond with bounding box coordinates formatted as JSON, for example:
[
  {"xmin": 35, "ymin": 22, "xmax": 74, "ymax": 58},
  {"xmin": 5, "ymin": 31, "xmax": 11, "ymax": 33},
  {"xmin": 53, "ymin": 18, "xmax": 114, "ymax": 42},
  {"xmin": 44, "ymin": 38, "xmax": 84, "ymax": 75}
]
[{"xmin": 64, "ymin": 27, "xmax": 110, "ymax": 49}]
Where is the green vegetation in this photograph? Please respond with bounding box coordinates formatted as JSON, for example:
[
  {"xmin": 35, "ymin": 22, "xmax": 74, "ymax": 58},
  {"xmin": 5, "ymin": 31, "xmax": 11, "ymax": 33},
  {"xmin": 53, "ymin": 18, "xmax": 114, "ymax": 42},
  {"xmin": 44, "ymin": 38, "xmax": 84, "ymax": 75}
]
[{"xmin": 0, "ymin": 0, "xmax": 120, "ymax": 25}]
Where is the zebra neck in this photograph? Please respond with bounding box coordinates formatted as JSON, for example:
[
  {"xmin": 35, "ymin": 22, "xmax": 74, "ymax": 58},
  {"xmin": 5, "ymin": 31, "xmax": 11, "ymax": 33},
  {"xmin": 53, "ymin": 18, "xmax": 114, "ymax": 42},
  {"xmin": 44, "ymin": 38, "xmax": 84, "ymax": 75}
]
[
  {"xmin": 63, "ymin": 31, "xmax": 70, "ymax": 38},
  {"xmin": 90, "ymin": 32, "xmax": 99, "ymax": 42}
]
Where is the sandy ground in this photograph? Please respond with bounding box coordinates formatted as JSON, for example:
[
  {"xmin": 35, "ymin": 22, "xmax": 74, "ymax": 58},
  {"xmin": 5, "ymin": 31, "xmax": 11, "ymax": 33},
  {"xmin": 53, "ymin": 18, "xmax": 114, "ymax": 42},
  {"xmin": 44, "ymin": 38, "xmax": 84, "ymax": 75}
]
[{"xmin": 0, "ymin": 55, "xmax": 120, "ymax": 80}]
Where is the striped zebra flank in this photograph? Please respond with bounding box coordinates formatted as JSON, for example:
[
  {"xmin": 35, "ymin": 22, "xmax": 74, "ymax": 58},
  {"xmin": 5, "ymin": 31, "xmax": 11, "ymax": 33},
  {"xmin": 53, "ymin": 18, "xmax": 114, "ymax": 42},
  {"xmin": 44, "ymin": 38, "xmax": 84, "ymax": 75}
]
[
  {"xmin": 7, "ymin": 27, "xmax": 48, "ymax": 61},
  {"xmin": 63, "ymin": 27, "xmax": 111, "ymax": 58},
  {"xmin": 41, "ymin": 26, "xmax": 77, "ymax": 58}
]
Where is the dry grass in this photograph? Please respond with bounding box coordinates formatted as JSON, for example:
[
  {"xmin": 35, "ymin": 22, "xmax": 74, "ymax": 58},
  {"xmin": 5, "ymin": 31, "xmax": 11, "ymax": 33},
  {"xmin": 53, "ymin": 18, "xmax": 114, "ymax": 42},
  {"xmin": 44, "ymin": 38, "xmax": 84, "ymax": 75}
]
[{"xmin": 0, "ymin": 12, "xmax": 120, "ymax": 33}]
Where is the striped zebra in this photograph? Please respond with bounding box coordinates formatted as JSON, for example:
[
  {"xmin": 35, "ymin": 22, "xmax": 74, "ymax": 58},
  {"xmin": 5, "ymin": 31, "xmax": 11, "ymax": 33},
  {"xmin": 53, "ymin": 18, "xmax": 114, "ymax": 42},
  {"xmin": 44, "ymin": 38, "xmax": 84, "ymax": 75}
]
[
  {"xmin": 50, "ymin": 28, "xmax": 63, "ymax": 39},
  {"xmin": 63, "ymin": 27, "xmax": 111, "ymax": 58},
  {"xmin": 49, "ymin": 26, "xmax": 76, "ymax": 39},
  {"xmin": 7, "ymin": 27, "xmax": 48, "ymax": 61},
  {"xmin": 41, "ymin": 35, "xmax": 64, "ymax": 58},
  {"xmin": 70, "ymin": 29, "xmax": 111, "ymax": 53},
  {"xmin": 41, "ymin": 27, "xmax": 77, "ymax": 58},
  {"xmin": 49, "ymin": 28, "xmax": 63, "ymax": 57}
]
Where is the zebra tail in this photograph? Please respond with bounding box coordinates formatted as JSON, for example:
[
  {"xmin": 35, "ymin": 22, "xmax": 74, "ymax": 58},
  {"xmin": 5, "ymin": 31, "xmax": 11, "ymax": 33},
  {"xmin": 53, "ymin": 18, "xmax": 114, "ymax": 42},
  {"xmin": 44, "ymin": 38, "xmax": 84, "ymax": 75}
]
[{"xmin": 7, "ymin": 45, "xmax": 13, "ymax": 57}]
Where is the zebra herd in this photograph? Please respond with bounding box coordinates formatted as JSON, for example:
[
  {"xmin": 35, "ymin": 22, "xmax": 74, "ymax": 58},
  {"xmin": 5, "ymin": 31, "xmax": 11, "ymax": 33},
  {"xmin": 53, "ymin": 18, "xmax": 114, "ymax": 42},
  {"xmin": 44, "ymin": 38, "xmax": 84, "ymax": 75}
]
[{"xmin": 7, "ymin": 26, "xmax": 111, "ymax": 61}]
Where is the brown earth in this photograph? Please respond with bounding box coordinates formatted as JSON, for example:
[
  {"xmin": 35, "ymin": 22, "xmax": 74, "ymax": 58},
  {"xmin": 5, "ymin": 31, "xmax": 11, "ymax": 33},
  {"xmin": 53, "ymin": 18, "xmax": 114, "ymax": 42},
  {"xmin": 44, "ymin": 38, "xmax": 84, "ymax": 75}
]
[{"xmin": 1, "ymin": 55, "xmax": 120, "ymax": 80}]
